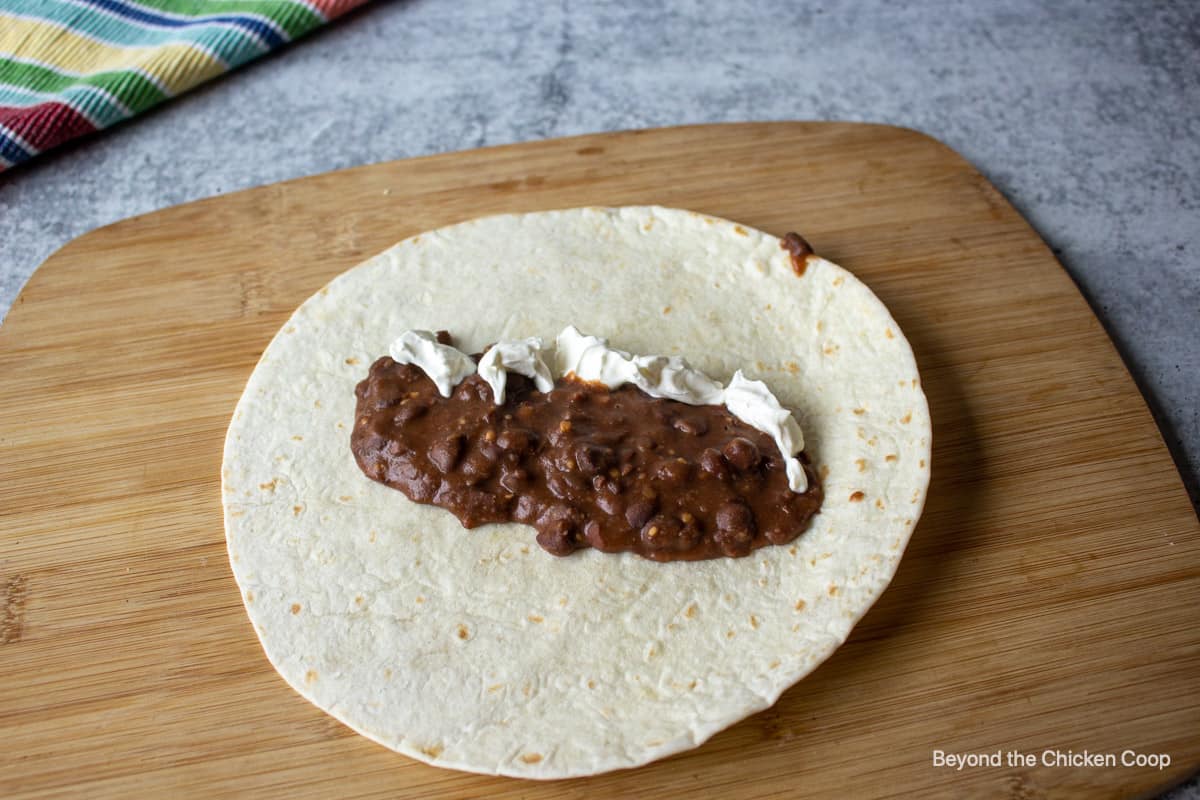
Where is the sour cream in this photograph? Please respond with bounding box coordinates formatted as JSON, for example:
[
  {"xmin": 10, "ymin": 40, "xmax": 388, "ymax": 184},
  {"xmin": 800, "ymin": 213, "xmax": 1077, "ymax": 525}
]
[
  {"xmin": 554, "ymin": 326, "xmax": 725, "ymax": 406},
  {"xmin": 723, "ymin": 371, "xmax": 807, "ymax": 492},
  {"xmin": 388, "ymin": 330, "xmax": 477, "ymax": 398},
  {"xmin": 476, "ymin": 336, "xmax": 555, "ymax": 404}
]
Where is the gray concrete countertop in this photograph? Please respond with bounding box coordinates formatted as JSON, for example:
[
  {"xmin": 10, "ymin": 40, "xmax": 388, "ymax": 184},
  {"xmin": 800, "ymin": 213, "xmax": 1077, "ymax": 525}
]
[{"xmin": 1, "ymin": 0, "xmax": 1196, "ymax": 795}]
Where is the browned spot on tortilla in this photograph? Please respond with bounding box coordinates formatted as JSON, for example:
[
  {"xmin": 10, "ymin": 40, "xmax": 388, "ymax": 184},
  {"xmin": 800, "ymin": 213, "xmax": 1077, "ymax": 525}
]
[
  {"xmin": 788, "ymin": 545, "xmax": 797, "ymax": 556},
  {"xmin": 319, "ymin": 287, "xmax": 329, "ymax": 296},
  {"xmin": 912, "ymin": 378, "xmax": 919, "ymax": 387},
  {"xmin": 795, "ymin": 599, "xmax": 806, "ymax": 611},
  {"xmin": 875, "ymin": 499, "xmax": 886, "ymax": 510},
  {"xmin": 685, "ymin": 603, "xmax": 697, "ymax": 619},
  {"xmin": 292, "ymin": 505, "xmax": 303, "ymax": 516},
  {"xmin": 828, "ymin": 584, "xmax": 839, "ymax": 596},
  {"xmin": 855, "ymin": 458, "xmax": 867, "ymax": 472},
  {"xmin": 520, "ymin": 753, "xmax": 543, "ymax": 764},
  {"xmin": 885, "ymin": 454, "xmax": 898, "ymax": 463},
  {"xmin": 662, "ymin": 305, "xmax": 672, "ymax": 314},
  {"xmin": 313, "ymin": 400, "xmax": 322, "ymax": 409},
  {"xmin": 769, "ymin": 660, "xmax": 780, "ymax": 669},
  {"xmin": 920, "ymin": 459, "xmax": 926, "ymax": 468},
  {"xmin": 2, "ymin": 575, "xmax": 29, "ymax": 644},
  {"xmin": 819, "ymin": 465, "xmax": 830, "ymax": 480},
  {"xmin": 523, "ymin": 684, "xmax": 532, "ymax": 697},
  {"xmin": 420, "ymin": 744, "xmax": 444, "ymax": 758},
  {"xmin": 369, "ymin": 530, "xmax": 377, "ymax": 543},
  {"xmin": 577, "ymin": 145, "xmax": 604, "ymax": 155},
  {"xmin": 415, "ymin": 595, "xmax": 425, "ymax": 604},
  {"xmin": 229, "ymin": 510, "xmax": 245, "ymax": 518},
  {"xmin": 853, "ymin": 408, "xmax": 865, "ymax": 415},
  {"xmin": 832, "ymin": 276, "xmax": 844, "ymax": 287},
  {"xmin": 355, "ymin": 596, "xmax": 364, "ymax": 605},
  {"xmin": 726, "ymin": 629, "xmax": 736, "ymax": 638},
  {"xmin": 528, "ymin": 615, "xmax": 543, "ymax": 624},
  {"xmin": 733, "ymin": 225, "xmax": 748, "ymax": 236},
  {"xmin": 345, "ymin": 357, "xmax": 360, "ymax": 365},
  {"xmin": 290, "ymin": 603, "xmax": 301, "ymax": 615},
  {"xmin": 823, "ymin": 343, "xmax": 839, "ymax": 355},
  {"xmin": 816, "ymin": 320, "xmax": 823, "ymax": 332},
  {"xmin": 749, "ymin": 614, "xmax": 759, "ymax": 629},
  {"xmin": 688, "ymin": 679, "xmax": 698, "ymax": 690},
  {"xmin": 487, "ymin": 683, "xmax": 504, "ymax": 693},
  {"xmin": 456, "ymin": 625, "xmax": 469, "ymax": 640},
  {"xmin": 305, "ymin": 670, "xmax": 318, "ymax": 684},
  {"xmin": 292, "ymin": 435, "xmax": 303, "ymax": 441},
  {"xmin": 384, "ymin": 668, "xmax": 393, "ymax": 679},
  {"xmin": 412, "ymin": 235, "xmax": 421, "ymax": 244},
  {"xmin": 849, "ymin": 491, "xmax": 865, "ymax": 502},
  {"xmin": 885, "ymin": 328, "xmax": 895, "ymax": 339},
  {"xmin": 786, "ymin": 361, "xmax": 799, "ymax": 374},
  {"xmin": 901, "ymin": 411, "xmax": 912, "ymax": 424},
  {"xmin": 338, "ymin": 495, "xmax": 352, "ymax": 502},
  {"xmin": 780, "ymin": 232, "xmax": 814, "ymax": 275},
  {"xmin": 259, "ymin": 479, "xmax": 277, "ymax": 492},
  {"xmin": 586, "ymin": 679, "xmax": 596, "ymax": 689},
  {"xmin": 285, "ymin": 326, "xmax": 296, "ymax": 334},
  {"xmin": 244, "ymin": 590, "xmax": 254, "ymax": 603}
]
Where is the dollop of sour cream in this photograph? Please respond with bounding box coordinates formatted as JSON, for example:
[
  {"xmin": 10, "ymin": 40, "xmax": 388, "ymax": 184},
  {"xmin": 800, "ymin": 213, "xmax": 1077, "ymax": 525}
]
[
  {"xmin": 388, "ymin": 330, "xmax": 478, "ymax": 398},
  {"xmin": 723, "ymin": 371, "xmax": 807, "ymax": 492},
  {"xmin": 476, "ymin": 336, "xmax": 555, "ymax": 404},
  {"xmin": 385, "ymin": 326, "xmax": 809, "ymax": 492},
  {"xmin": 554, "ymin": 326, "xmax": 725, "ymax": 405}
]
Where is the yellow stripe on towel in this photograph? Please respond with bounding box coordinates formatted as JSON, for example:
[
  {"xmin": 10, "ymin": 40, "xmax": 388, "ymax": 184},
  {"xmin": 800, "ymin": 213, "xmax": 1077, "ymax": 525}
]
[{"xmin": 0, "ymin": 15, "xmax": 227, "ymax": 96}]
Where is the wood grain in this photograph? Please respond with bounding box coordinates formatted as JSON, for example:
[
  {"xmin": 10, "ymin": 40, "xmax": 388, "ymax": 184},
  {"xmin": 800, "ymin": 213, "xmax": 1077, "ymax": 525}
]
[{"xmin": 1, "ymin": 122, "xmax": 1197, "ymax": 799}]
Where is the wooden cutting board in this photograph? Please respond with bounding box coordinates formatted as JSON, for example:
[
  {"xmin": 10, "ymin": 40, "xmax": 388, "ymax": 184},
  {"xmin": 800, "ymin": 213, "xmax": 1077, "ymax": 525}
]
[{"xmin": 1, "ymin": 122, "xmax": 1197, "ymax": 799}]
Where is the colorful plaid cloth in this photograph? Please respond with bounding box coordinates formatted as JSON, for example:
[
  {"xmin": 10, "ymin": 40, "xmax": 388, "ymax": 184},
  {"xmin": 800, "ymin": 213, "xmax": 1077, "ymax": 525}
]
[{"xmin": 0, "ymin": 0, "xmax": 369, "ymax": 172}]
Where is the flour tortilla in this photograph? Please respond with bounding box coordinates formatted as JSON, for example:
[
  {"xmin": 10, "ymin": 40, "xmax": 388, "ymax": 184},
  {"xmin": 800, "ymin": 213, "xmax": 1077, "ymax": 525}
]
[{"xmin": 222, "ymin": 206, "xmax": 930, "ymax": 778}]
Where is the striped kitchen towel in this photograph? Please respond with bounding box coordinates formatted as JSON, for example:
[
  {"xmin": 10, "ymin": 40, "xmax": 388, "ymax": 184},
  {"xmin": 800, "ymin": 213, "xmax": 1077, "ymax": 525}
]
[{"xmin": 0, "ymin": 0, "xmax": 370, "ymax": 172}]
